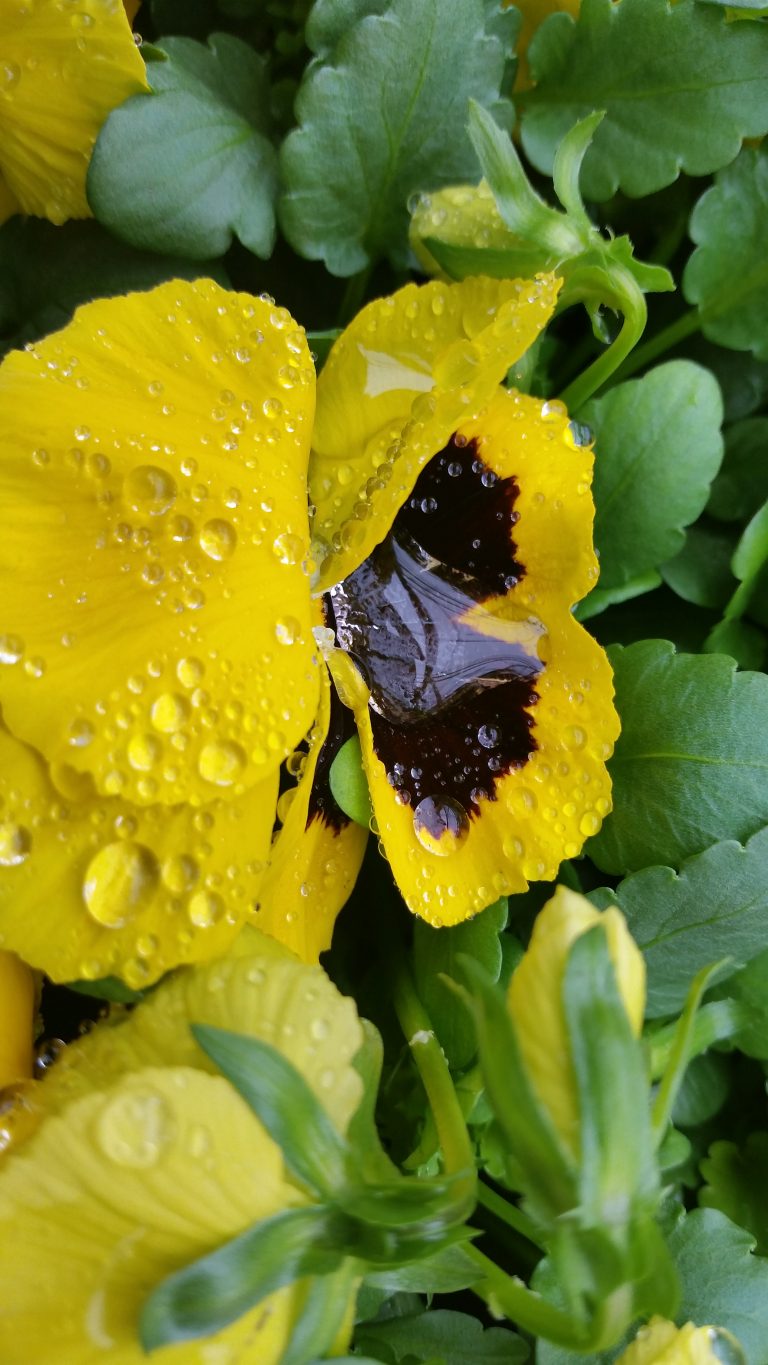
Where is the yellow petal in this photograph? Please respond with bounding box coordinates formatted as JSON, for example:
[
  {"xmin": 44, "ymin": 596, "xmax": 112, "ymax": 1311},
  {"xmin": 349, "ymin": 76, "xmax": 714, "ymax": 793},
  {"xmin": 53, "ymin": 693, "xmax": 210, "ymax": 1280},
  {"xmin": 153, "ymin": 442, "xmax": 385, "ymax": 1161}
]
[
  {"xmin": 507, "ymin": 886, "xmax": 645, "ymax": 1155},
  {"xmin": 0, "ymin": 951, "xmax": 36, "ymax": 1086},
  {"xmin": 253, "ymin": 664, "xmax": 368, "ymax": 963},
  {"xmin": 0, "ymin": 0, "xmax": 147, "ymax": 224},
  {"xmin": 0, "ymin": 278, "xmax": 320, "ymax": 807},
  {"xmin": 326, "ymin": 388, "xmax": 618, "ymax": 924},
  {"xmin": 618, "ymin": 1317, "xmax": 744, "ymax": 1365},
  {"xmin": 25, "ymin": 927, "xmax": 365, "ymax": 1137},
  {"xmin": 409, "ymin": 181, "xmax": 543, "ymax": 281},
  {"xmin": 0, "ymin": 719, "xmax": 278, "ymax": 986},
  {"xmin": 0, "ymin": 1066, "xmax": 311, "ymax": 1364},
  {"xmin": 310, "ymin": 274, "xmax": 560, "ymax": 590}
]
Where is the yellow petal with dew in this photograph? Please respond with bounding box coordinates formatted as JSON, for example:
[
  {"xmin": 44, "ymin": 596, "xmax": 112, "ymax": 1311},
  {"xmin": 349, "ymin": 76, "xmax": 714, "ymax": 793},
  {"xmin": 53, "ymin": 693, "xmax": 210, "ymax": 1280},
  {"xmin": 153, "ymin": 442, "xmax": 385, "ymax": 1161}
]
[
  {"xmin": 0, "ymin": 278, "xmax": 320, "ymax": 807},
  {"xmin": 310, "ymin": 274, "xmax": 560, "ymax": 590},
  {"xmin": 618, "ymin": 1317, "xmax": 745, "ymax": 1365},
  {"xmin": 410, "ymin": 181, "xmax": 543, "ymax": 280},
  {"xmin": 252, "ymin": 663, "xmax": 368, "ymax": 963},
  {"xmin": 0, "ymin": 1066, "xmax": 312, "ymax": 1364},
  {"xmin": 507, "ymin": 886, "xmax": 645, "ymax": 1156},
  {"xmin": 0, "ymin": 952, "xmax": 36, "ymax": 1087},
  {"xmin": 0, "ymin": 719, "xmax": 278, "ymax": 987},
  {"xmin": 327, "ymin": 388, "xmax": 617, "ymax": 924},
  {"xmin": 21, "ymin": 926, "xmax": 364, "ymax": 1138},
  {"xmin": 0, "ymin": 0, "xmax": 147, "ymax": 224}
]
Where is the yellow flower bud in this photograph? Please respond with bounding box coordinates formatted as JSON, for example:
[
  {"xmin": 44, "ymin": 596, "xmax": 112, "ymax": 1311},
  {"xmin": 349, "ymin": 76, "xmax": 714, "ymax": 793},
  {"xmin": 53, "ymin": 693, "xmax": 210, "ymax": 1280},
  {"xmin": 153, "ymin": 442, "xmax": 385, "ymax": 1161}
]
[
  {"xmin": 618, "ymin": 1317, "xmax": 744, "ymax": 1365},
  {"xmin": 507, "ymin": 885, "xmax": 646, "ymax": 1154}
]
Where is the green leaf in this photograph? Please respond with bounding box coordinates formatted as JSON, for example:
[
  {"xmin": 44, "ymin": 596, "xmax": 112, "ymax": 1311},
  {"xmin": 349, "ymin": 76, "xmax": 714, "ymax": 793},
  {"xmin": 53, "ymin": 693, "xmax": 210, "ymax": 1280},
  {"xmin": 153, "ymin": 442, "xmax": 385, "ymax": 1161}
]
[
  {"xmin": 581, "ymin": 362, "xmax": 723, "ymax": 600},
  {"xmin": 700, "ymin": 1133, "xmax": 768, "ymax": 1254},
  {"xmin": 140, "ymin": 1205, "xmax": 341, "ymax": 1349},
  {"xmin": 88, "ymin": 34, "xmax": 277, "ymax": 259},
  {"xmin": 305, "ymin": 0, "xmax": 389, "ymax": 56},
  {"xmin": 588, "ymin": 640, "xmax": 768, "ymax": 874},
  {"xmin": 281, "ymin": 1261, "xmax": 359, "ymax": 1365},
  {"xmin": 733, "ymin": 499, "xmax": 768, "ymax": 584},
  {"xmin": 191, "ymin": 1025, "xmax": 349, "ymax": 1197},
  {"xmin": 684, "ymin": 148, "xmax": 768, "ymax": 360},
  {"xmin": 661, "ymin": 522, "xmax": 738, "ymax": 611},
  {"xmin": 520, "ymin": 0, "xmax": 768, "ymax": 202},
  {"xmin": 708, "ymin": 418, "xmax": 768, "ymax": 522},
  {"xmin": 589, "ymin": 827, "xmax": 768, "ymax": 1017},
  {"xmin": 65, "ymin": 975, "xmax": 146, "ymax": 1004},
  {"xmin": 363, "ymin": 1244, "xmax": 483, "ymax": 1296},
  {"xmin": 413, "ymin": 898, "xmax": 508, "ymax": 1071},
  {"xmin": 279, "ymin": 0, "xmax": 510, "ymax": 274},
  {"xmin": 356, "ymin": 1309, "xmax": 529, "ymax": 1365},
  {"xmin": 714, "ymin": 946, "xmax": 768, "ymax": 1059},
  {"xmin": 329, "ymin": 735, "xmax": 373, "ymax": 828},
  {"xmin": 672, "ymin": 1052, "xmax": 730, "ymax": 1128},
  {"xmin": 668, "ymin": 1207, "xmax": 768, "ymax": 1362},
  {"xmin": 562, "ymin": 928, "xmax": 657, "ymax": 1224},
  {"xmin": 704, "ymin": 618, "xmax": 767, "ymax": 670}
]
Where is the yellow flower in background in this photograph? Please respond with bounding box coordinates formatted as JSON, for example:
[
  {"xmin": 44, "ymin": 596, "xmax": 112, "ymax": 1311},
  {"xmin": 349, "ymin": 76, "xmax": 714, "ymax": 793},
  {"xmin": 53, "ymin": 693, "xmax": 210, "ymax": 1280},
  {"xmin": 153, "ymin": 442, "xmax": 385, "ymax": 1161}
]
[
  {"xmin": 0, "ymin": 927, "xmax": 363, "ymax": 1362},
  {"xmin": 0, "ymin": 272, "xmax": 618, "ymax": 983},
  {"xmin": 0, "ymin": 950, "xmax": 36, "ymax": 1089},
  {"xmin": 0, "ymin": 0, "xmax": 147, "ymax": 226},
  {"xmin": 507, "ymin": 886, "xmax": 645, "ymax": 1155},
  {"xmin": 618, "ymin": 1317, "xmax": 745, "ymax": 1365}
]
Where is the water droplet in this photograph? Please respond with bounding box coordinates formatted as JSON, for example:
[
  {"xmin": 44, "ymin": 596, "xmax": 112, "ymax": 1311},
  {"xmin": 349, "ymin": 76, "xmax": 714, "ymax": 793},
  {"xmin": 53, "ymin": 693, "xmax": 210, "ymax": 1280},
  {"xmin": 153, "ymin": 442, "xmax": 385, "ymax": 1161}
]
[
  {"xmin": 150, "ymin": 692, "xmax": 189, "ymax": 733},
  {"xmin": 310, "ymin": 1018, "xmax": 330, "ymax": 1041},
  {"xmin": 161, "ymin": 854, "xmax": 198, "ymax": 894},
  {"xmin": 274, "ymin": 616, "xmax": 301, "ymax": 646},
  {"xmin": 0, "ymin": 823, "xmax": 31, "ymax": 867},
  {"xmin": 540, "ymin": 399, "xmax": 567, "ymax": 423},
  {"xmin": 123, "ymin": 465, "xmax": 177, "ymax": 516},
  {"xmin": 272, "ymin": 532, "xmax": 304, "ymax": 566},
  {"xmin": 579, "ymin": 811, "xmax": 601, "ymax": 837},
  {"xmin": 198, "ymin": 741, "xmax": 246, "ymax": 787},
  {"xmin": 127, "ymin": 734, "xmax": 161, "ymax": 772},
  {"xmin": 83, "ymin": 841, "xmax": 159, "ymax": 928},
  {"xmin": 0, "ymin": 62, "xmax": 20, "ymax": 92},
  {"xmin": 96, "ymin": 1088, "xmax": 174, "ymax": 1168},
  {"xmin": 176, "ymin": 657, "xmax": 204, "ymax": 688},
  {"xmin": 566, "ymin": 725, "xmax": 586, "ymax": 749},
  {"xmin": 0, "ymin": 634, "xmax": 24, "ymax": 664},
  {"xmin": 477, "ymin": 724, "xmax": 499, "ymax": 749},
  {"xmin": 188, "ymin": 890, "xmax": 224, "ymax": 928},
  {"xmin": 199, "ymin": 518, "xmax": 237, "ymax": 562},
  {"xmin": 413, "ymin": 796, "xmax": 470, "ymax": 856}
]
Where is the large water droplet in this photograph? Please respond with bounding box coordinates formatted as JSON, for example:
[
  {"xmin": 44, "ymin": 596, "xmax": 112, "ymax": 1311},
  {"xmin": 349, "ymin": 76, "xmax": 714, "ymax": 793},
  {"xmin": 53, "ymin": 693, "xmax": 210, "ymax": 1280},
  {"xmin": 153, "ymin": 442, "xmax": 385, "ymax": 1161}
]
[
  {"xmin": 83, "ymin": 841, "xmax": 159, "ymax": 928},
  {"xmin": 150, "ymin": 692, "xmax": 189, "ymax": 733},
  {"xmin": 413, "ymin": 796, "xmax": 470, "ymax": 856},
  {"xmin": 0, "ymin": 823, "xmax": 31, "ymax": 867},
  {"xmin": 199, "ymin": 518, "xmax": 237, "ymax": 561},
  {"xmin": 272, "ymin": 532, "xmax": 304, "ymax": 566},
  {"xmin": 0, "ymin": 635, "xmax": 24, "ymax": 665},
  {"xmin": 176, "ymin": 657, "xmax": 204, "ymax": 688},
  {"xmin": 188, "ymin": 890, "xmax": 224, "ymax": 928},
  {"xmin": 96, "ymin": 1088, "xmax": 175, "ymax": 1168},
  {"xmin": 123, "ymin": 465, "xmax": 177, "ymax": 516},
  {"xmin": 127, "ymin": 734, "xmax": 161, "ymax": 771},
  {"xmin": 198, "ymin": 741, "xmax": 247, "ymax": 787},
  {"xmin": 274, "ymin": 616, "xmax": 301, "ymax": 645},
  {"xmin": 161, "ymin": 854, "xmax": 198, "ymax": 895},
  {"xmin": 68, "ymin": 718, "xmax": 94, "ymax": 747}
]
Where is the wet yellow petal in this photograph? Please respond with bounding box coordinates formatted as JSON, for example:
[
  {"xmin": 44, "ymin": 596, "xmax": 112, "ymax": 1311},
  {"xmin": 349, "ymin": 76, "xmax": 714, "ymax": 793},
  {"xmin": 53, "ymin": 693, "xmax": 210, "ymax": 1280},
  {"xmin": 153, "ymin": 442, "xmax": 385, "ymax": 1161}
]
[
  {"xmin": 327, "ymin": 389, "xmax": 617, "ymax": 924},
  {"xmin": 24, "ymin": 927, "xmax": 364, "ymax": 1137},
  {"xmin": 0, "ymin": 0, "xmax": 147, "ymax": 224},
  {"xmin": 0, "ymin": 279, "xmax": 320, "ymax": 807},
  {"xmin": 507, "ymin": 886, "xmax": 645, "ymax": 1155},
  {"xmin": 0, "ymin": 720, "xmax": 278, "ymax": 986},
  {"xmin": 0, "ymin": 1066, "xmax": 310, "ymax": 1364},
  {"xmin": 253, "ymin": 666, "xmax": 368, "ymax": 963},
  {"xmin": 410, "ymin": 182, "xmax": 542, "ymax": 281},
  {"xmin": 310, "ymin": 274, "xmax": 560, "ymax": 590},
  {"xmin": 618, "ymin": 1317, "xmax": 743, "ymax": 1365},
  {"xmin": 0, "ymin": 952, "xmax": 36, "ymax": 1086}
]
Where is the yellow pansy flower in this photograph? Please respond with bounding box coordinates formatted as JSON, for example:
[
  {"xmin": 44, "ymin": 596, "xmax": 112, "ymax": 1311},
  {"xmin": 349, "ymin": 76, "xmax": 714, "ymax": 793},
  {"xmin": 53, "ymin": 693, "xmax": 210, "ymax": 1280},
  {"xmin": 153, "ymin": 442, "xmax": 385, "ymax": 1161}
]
[
  {"xmin": 618, "ymin": 1317, "xmax": 745, "ymax": 1365},
  {"xmin": 507, "ymin": 886, "xmax": 645, "ymax": 1155},
  {"xmin": 0, "ymin": 272, "xmax": 617, "ymax": 983},
  {"xmin": 0, "ymin": 0, "xmax": 147, "ymax": 227},
  {"xmin": 0, "ymin": 927, "xmax": 363, "ymax": 1362}
]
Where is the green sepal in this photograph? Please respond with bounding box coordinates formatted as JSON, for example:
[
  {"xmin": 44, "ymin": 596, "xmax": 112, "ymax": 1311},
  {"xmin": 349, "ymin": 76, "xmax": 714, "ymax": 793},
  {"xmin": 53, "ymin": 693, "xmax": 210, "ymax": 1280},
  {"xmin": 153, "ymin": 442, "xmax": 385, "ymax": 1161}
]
[
  {"xmin": 140, "ymin": 1205, "xmax": 343, "ymax": 1350},
  {"xmin": 456, "ymin": 956, "xmax": 578, "ymax": 1222},
  {"xmin": 191, "ymin": 1025, "xmax": 349, "ymax": 1197},
  {"xmin": 280, "ymin": 1261, "xmax": 360, "ymax": 1365},
  {"xmin": 562, "ymin": 928, "xmax": 658, "ymax": 1227}
]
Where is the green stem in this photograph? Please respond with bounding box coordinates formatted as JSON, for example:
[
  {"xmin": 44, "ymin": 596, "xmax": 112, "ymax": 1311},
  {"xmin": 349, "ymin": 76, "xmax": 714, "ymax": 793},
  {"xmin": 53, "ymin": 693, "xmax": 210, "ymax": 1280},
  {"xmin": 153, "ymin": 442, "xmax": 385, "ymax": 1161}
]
[
  {"xmin": 560, "ymin": 302, "xmax": 645, "ymax": 413},
  {"xmin": 476, "ymin": 1182, "xmax": 545, "ymax": 1250},
  {"xmin": 391, "ymin": 962, "xmax": 475, "ymax": 1179},
  {"xmin": 611, "ymin": 307, "xmax": 702, "ymax": 384},
  {"xmin": 466, "ymin": 1246, "xmax": 587, "ymax": 1348},
  {"xmin": 338, "ymin": 266, "xmax": 372, "ymax": 326},
  {"xmin": 649, "ymin": 999, "xmax": 748, "ymax": 1081}
]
